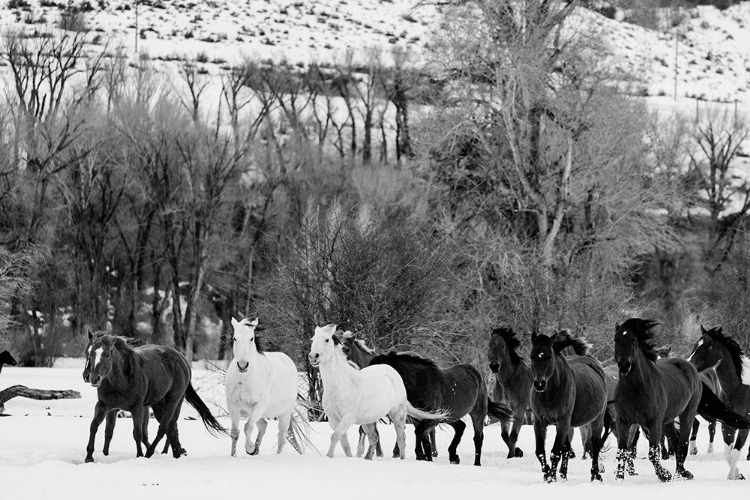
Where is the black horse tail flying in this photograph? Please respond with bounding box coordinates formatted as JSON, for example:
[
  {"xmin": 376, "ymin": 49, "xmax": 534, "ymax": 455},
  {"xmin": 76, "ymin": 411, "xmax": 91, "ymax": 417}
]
[
  {"xmin": 486, "ymin": 398, "xmax": 513, "ymax": 423},
  {"xmin": 185, "ymin": 383, "xmax": 228, "ymax": 436},
  {"xmin": 697, "ymin": 382, "xmax": 750, "ymax": 429}
]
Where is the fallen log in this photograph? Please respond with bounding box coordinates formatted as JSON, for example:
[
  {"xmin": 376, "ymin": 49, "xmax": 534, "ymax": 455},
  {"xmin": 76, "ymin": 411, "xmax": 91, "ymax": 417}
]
[{"xmin": 0, "ymin": 385, "xmax": 81, "ymax": 414}]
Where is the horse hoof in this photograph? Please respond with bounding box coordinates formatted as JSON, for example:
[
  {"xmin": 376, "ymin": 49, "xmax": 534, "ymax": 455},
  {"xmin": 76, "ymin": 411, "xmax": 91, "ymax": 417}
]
[
  {"xmin": 450, "ymin": 457, "xmax": 459, "ymax": 465},
  {"xmin": 515, "ymin": 448, "xmax": 524, "ymax": 458},
  {"xmin": 432, "ymin": 451, "xmax": 438, "ymax": 458},
  {"xmin": 678, "ymin": 470, "xmax": 693, "ymax": 480},
  {"xmin": 84, "ymin": 457, "xmax": 95, "ymax": 464},
  {"xmin": 568, "ymin": 450, "xmax": 576, "ymax": 459},
  {"xmin": 591, "ymin": 473, "xmax": 602, "ymax": 482}
]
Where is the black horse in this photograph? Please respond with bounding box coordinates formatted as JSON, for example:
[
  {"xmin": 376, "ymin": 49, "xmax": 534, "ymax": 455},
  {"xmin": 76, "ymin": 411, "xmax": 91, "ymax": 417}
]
[
  {"xmin": 530, "ymin": 330, "xmax": 610, "ymax": 482},
  {"xmin": 369, "ymin": 351, "xmax": 512, "ymax": 465},
  {"xmin": 689, "ymin": 366, "xmax": 721, "ymax": 456},
  {"xmin": 84, "ymin": 333, "xmax": 226, "ymax": 462},
  {"xmin": 487, "ymin": 326, "xmax": 534, "ymax": 459},
  {"xmin": 688, "ymin": 325, "xmax": 750, "ymax": 479},
  {"xmin": 340, "ymin": 332, "xmax": 437, "ymax": 460},
  {"xmin": 0, "ymin": 350, "xmax": 17, "ymax": 374},
  {"xmin": 613, "ymin": 319, "xmax": 750, "ymax": 482}
]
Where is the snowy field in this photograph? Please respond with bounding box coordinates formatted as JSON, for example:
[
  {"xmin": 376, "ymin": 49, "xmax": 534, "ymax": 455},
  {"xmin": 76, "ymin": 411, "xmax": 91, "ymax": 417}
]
[{"xmin": 1, "ymin": 360, "xmax": 748, "ymax": 500}]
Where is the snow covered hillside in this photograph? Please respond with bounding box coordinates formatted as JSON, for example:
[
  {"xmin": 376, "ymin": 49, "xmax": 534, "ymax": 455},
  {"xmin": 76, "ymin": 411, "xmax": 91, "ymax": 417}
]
[{"xmin": 0, "ymin": 0, "xmax": 749, "ymax": 104}]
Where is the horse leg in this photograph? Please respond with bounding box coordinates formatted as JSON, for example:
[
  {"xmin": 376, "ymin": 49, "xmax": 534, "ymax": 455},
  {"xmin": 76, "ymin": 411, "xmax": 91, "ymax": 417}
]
[
  {"xmin": 708, "ymin": 420, "xmax": 716, "ymax": 454},
  {"xmin": 357, "ymin": 426, "xmax": 367, "ymax": 458},
  {"xmin": 729, "ymin": 428, "xmax": 748, "ymax": 480},
  {"xmin": 413, "ymin": 421, "xmax": 427, "ymax": 461},
  {"xmin": 500, "ymin": 419, "xmax": 512, "ymax": 457},
  {"xmin": 689, "ymin": 418, "xmax": 700, "ymax": 455},
  {"xmin": 375, "ymin": 424, "xmax": 383, "ymax": 458},
  {"xmin": 277, "ymin": 411, "xmax": 293, "ymax": 454},
  {"xmin": 724, "ymin": 426, "xmax": 746, "ymax": 480},
  {"xmin": 646, "ymin": 421, "xmax": 672, "ymax": 482},
  {"xmin": 579, "ymin": 425, "xmax": 589, "ymax": 460},
  {"xmin": 251, "ymin": 418, "xmax": 268, "ymax": 455},
  {"xmin": 533, "ymin": 418, "xmax": 552, "ymax": 482},
  {"xmin": 362, "ymin": 423, "xmax": 379, "ymax": 460},
  {"xmin": 242, "ymin": 411, "xmax": 261, "ymax": 455},
  {"xmin": 675, "ymin": 413, "xmax": 694, "ymax": 479},
  {"xmin": 414, "ymin": 420, "xmax": 434, "ymax": 461},
  {"xmin": 85, "ymin": 401, "xmax": 109, "ymax": 463},
  {"xmin": 588, "ymin": 416, "xmax": 606, "ymax": 482},
  {"xmin": 471, "ymin": 411, "xmax": 484, "ymax": 466},
  {"xmin": 430, "ymin": 427, "xmax": 437, "ymax": 458},
  {"xmin": 130, "ymin": 405, "xmax": 146, "ymax": 458},
  {"xmin": 102, "ymin": 409, "xmax": 117, "ymax": 456},
  {"xmin": 329, "ymin": 414, "xmax": 355, "ymax": 458},
  {"xmin": 626, "ymin": 425, "xmax": 638, "ymax": 475},
  {"xmin": 144, "ymin": 396, "xmax": 182, "ymax": 458},
  {"xmin": 615, "ymin": 417, "xmax": 636, "ymax": 481},
  {"xmin": 389, "ymin": 407, "xmax": 408, "ymax": 460},
  {"xmin": 507, "ymin": 412, "xmax": 524, "ymax": 458},
  {"xmin": 447, "ymin": 419, "xmax": 465, "ymax": 465},
  {"xmin": 548, "ymin": 422, "xmax": 570, "ymax": 482},
  {"xmin": 228, "ymin": 407, "xmax": 242, "ymax": 457}
]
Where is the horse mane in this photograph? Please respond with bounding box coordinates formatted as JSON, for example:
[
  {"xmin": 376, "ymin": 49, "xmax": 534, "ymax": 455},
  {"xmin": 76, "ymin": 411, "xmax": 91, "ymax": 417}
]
[
  {"xmin": 101, "ymin": 334, "xmax": 137, "ymax": 384},
  {"xmin": 552, "ymin": 330, "xmax": 590, "ymax": 355},
  {"xmin": 237, "ymin": 317, "xmax": 265, "ymax": 354},
  {"xmin": 491, "ymin": 326, "xmax": 523, "ymax": 364},
  {"xmin": 618, "ymin": 318, "xmax": 660, "ymax": 362},
  {"xmin": 703, "ymin": 326, "xmax": 747, "ymax": 383},
  {"xmin": 376, "ymin": 350, "xmax": 438, "ymax": 368}
]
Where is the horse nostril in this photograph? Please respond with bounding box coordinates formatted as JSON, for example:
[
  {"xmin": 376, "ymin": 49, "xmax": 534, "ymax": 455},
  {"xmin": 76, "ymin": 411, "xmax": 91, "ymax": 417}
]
[{"xmin": 489, "ymin": 363, "xmax": 499, "ymax": 373}]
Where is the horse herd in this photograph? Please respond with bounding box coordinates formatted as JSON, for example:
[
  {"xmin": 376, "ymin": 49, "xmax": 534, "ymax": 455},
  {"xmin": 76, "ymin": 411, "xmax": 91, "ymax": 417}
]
[{"xmin": 73, "ymin": 317, "xmax": 750, "ymax": 483}]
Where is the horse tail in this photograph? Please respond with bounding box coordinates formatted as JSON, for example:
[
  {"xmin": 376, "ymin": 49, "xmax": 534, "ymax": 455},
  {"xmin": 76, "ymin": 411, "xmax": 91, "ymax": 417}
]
[
  {"xmin": 486, "ymin": 398, "xmax": 513, "ymax": 423},
  {"xmin": 697, "ymin": 381, "xmax": 750, "ymax": 429},
  {"xmin": 405, "ymin": 402, "xmax": 449, "ymax": 421},
  {"xmin": 184, "ymin": 383, "xmax": 227, "ymax": 436}
]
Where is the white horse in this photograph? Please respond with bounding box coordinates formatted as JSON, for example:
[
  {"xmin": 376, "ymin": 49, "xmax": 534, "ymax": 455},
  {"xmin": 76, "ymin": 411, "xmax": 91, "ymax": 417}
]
[
  {"xmin": 308, "ymin": 324, "xmax": 447, "ymax": 459},
  {"xmin": 225, "ymin": 317, "xmax": 299, "ymax": 456}
]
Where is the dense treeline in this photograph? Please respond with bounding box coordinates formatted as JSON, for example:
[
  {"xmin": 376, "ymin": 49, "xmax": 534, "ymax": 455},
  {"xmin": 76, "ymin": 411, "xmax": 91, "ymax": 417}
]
[{"xmin": 0, "ymin": 0, "xmax": 749, "ymax": 380}]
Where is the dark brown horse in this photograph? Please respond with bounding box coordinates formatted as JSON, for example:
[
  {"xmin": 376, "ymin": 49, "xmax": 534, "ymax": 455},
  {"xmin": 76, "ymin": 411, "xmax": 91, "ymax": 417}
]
[
  {"xmin": 613, "ymin": 319, "xmax": 750, "ymax": 482},
  {"xmin": 688, "ymin": 325, "xmax": 750, "ymax": 479},
  {"xmin": 82, "ymin": 331, "xmax": 176, "ymax": 457},
  {"xmin": 530, "ymin": 330, "xmax": 610, "ymax": 482},
  {"xmin": 487, "ymin": 326, "xmax": 533, "ymax": 458},
  {"xmin": 689, "ymin": 367, "xmax": 721, "ymax": 456},
  {"xmin": 84, "ymin": 333, "xmax": 226, "ymax": 462},
  {"xmin": 370, "ymin": 350, "xmax": 512, "ymax": 465}
]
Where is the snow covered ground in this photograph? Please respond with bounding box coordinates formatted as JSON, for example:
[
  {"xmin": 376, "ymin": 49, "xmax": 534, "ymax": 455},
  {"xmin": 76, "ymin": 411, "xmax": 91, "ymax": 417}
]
[{"xmin": 1, "ymin": 361, "xmax": 749, "ymax": 500}]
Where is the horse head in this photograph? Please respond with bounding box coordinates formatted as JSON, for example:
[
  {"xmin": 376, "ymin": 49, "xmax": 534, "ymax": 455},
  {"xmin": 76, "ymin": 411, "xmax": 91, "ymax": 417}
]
[
  {"xmin": 530, "ymin": 331, "xmax": 559, "ymax": 392},
  {"xmin": 88, "ymin": 334, "xmax": 127, "ymax": 388},
  {"xmin": 230, "ymin": 317, "xmax": 263, "ymax": 373},
  {"xmin": 488, "ymin": 326, "xmax": 522, "ymax": 374},
  {"xmin": 309, "ymin": 324, "xmax": 339, "ymax": 368},
  {"xmin": 0, "ymin": 350, "xmax": 17, "ymax": 371},
  {"xmin": 83, "ymin": 329, "xmax": 107, "ymax": 383},
  {"xmin": 614, "ymin": 318, "xmax": 659, "ymax": 376}
]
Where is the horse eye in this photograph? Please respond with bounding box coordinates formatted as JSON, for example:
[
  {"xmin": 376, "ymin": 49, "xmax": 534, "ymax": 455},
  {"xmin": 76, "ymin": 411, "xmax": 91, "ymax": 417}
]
[
  {"xmin": 250, "ymin": 337, "xmax": 254, "ymax": 342},
  {"xmin": 326, "ymin": 338, "xmax": 330, "ymax": 343}
]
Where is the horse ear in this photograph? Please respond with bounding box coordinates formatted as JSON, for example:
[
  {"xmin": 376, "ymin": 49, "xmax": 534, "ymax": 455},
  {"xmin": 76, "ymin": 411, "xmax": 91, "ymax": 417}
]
[
  {"xmin": 530, "ymin": 331, "xmax": 537, "ymax": 343},
  {"xmin": 700, "ymin": 324, "xmax": 708, "ymax": 334},
  {"xmin": 87, "ymin": 328, "xmax": 93, "ymax": 341},
  {"xmin": 250, "ymin": 318, "xmax": 259, "ymax": 328},
  {"xmin": 114, "ymin": 337, "xmax": 128, "ymax": 349},
  {"xmin": 231, "ymin": 317, "xmax": 239, "ymax": 329},
  {"xmin": 615, "ymin": 322, "xmax": 620, "ymax": 332},
  {"xmin": 550, "ymin": 331, "xmax": 559, "ymax": 345}
]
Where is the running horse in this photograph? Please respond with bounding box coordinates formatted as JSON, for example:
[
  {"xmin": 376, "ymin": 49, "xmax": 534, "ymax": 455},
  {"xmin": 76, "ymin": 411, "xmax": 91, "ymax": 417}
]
[
  {"xmin": 487, "ymin": 326, "xmax": 533, "ymax": 458},
  {"xmin": 688, "ymin": 325, "xmax": 750, "ymax": 479},
  {"xmin": 613, "ymin": 319, "xmax": 750, "ymax": 482},
  {"xmin": 529, "ymin": 330, "xmax": 610, "ymax": 482}
]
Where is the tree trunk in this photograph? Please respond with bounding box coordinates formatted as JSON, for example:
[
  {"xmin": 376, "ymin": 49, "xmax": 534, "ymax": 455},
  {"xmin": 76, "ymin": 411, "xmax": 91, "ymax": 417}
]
[{"xmin": 0, "ymin": 385, "xmax": 81, "ymax": 414}]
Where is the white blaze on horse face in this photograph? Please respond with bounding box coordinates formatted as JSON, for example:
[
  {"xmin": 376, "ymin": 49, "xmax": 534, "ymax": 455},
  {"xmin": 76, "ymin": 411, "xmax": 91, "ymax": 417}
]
[
  {"xmin": 686, "ymin": 338, "xmax": 703, "ymax": 362},
  {"xmin": 92, "ymin": 347, "xmax": 104, "ymax": 371}
]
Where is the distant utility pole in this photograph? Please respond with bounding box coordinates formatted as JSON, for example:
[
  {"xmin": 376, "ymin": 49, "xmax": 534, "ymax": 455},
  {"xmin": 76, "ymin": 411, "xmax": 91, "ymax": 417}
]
[{"xmin": 135, "ymin": 0, "xmax": 139, "ymax": 54}]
